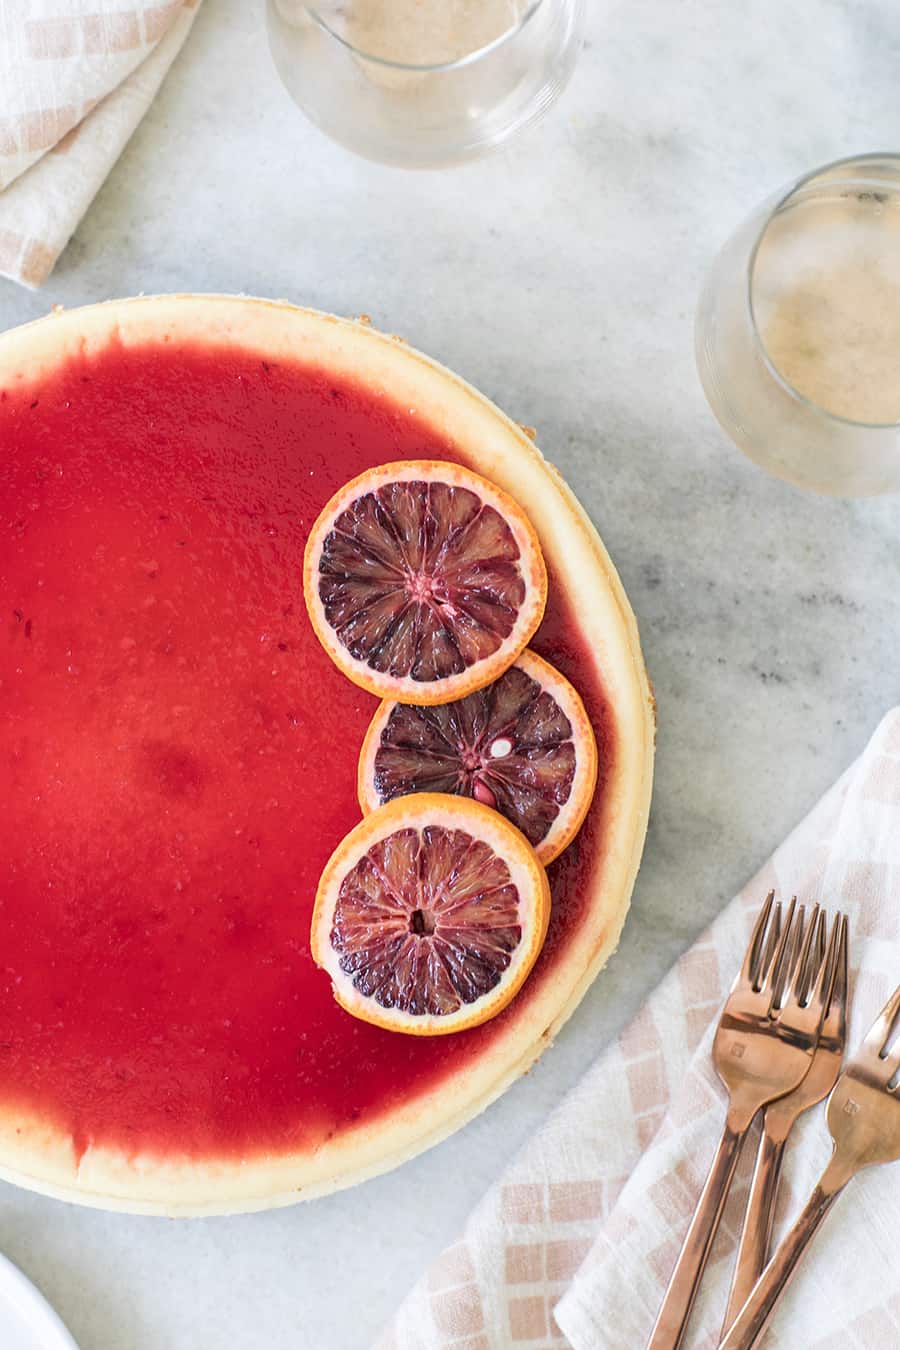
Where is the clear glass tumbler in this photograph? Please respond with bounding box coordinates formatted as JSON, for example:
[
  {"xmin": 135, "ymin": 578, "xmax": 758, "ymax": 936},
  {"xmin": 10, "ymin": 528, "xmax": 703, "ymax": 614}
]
[
  {"xmin": 696, "ymin": 153, "xmax": 900, "ymax": 496},
  {"xmin": 266, "ymin": 0, "xmax": 584, "ymax": 169}
]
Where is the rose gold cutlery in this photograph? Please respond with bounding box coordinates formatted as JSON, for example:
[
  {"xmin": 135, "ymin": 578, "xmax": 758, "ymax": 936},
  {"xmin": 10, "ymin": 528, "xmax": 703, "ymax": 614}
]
[
  {"xmin": 719, "ymin": 978, "xmax": 900, "ymax": 1349},
  {"xmin": 646, "ymin": 895, "xmax": 842, "ymax": 1350},
  {"xmin": 720, "ymin": 911, "xmax": 849, "ymax": 1336}
]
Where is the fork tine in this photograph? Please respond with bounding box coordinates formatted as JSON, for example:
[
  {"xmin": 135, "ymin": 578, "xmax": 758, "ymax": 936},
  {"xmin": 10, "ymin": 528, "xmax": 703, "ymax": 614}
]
[
  {"xmin": 773, "ymin": 901, "xmax": 809, "ymax": 1007},
  {"xmin": 798, "ymin": 909, "xmax": 829, "ymax": 1008},
  {"xmin": 823, "ymin": 914, "xmax": 849, "ymax": 1035},
  {"xmin": 757, "ymin": 899, "xmax": 783, "ymax": 988},
  {"xmin": 796, "ymin": 903, "xmax": 824, "ymax": 1003},
  {"xmin": 862, "ymin": 982, "xmax": 900, "ymax": 1065},
  {"xmin": 802, "ymin": 909, "xmax": 842, "ymax": 1021},
  {"xmin": 738, "ymin": 891, "xmax": 776, "ymax": 986},
  {"xmin": 781, "ymin": 902, "xmax": 824, "ymax": 1006},
  {"xmin": 759, "ymin": 896, "xmax": 796, "ymax": 1004}
]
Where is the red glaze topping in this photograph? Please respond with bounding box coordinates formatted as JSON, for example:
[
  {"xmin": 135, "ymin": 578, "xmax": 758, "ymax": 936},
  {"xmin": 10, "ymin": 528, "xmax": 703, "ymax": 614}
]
[{"xmin": 0, "ymin": 339, "xmax": 614, "ymax": 1161}]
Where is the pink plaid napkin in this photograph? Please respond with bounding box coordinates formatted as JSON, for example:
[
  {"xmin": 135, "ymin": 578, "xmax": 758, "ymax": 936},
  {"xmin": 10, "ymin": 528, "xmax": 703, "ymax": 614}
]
[
  {"xmin": 378, "ymin": 708, "xmax": 900, "ymax": 1350},
  {"xmin": 0, "ymin": 1, "xmax": 201, "ymax": 288}
]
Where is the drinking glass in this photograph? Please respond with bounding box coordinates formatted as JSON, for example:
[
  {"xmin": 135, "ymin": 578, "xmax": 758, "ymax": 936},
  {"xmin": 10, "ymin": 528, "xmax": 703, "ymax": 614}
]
[
  {"xmin": 266, "ymin": 0, "xmax": 584, "ymax": 168},
  {"xmin": 696, "ymin": 153, "xmax": 900, "ymax": 495}
]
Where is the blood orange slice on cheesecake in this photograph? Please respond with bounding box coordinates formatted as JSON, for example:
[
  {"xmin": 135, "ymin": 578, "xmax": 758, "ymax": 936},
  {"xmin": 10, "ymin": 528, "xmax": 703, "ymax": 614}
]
[
  {"xmin": 0, "ymin": 296, "xmax": 654, "ymax": 1215},
  {"xmin": 357, "ymin": 649, "xmax": 598, "ymax": 864},
  {"xmin": 303, "ymin": 460, "xmax": 547, "ymax": 704},
  {"xmin": 311, "ymin": 794, "xmax": 551, "ymax": 1036}
]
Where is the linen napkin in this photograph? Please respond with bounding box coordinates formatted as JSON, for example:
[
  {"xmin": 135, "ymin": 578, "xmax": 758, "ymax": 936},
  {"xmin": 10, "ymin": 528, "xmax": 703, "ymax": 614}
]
[
  {"xmin": 0, "ymin": 0, "xmax": 201, "ymax": 288},
  {"xmin": 377, "ymin": 708, "xmax": 900, "ymax": 1350}
]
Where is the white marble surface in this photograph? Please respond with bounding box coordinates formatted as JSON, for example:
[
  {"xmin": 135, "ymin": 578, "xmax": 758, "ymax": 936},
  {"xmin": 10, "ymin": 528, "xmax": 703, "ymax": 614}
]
[{"xmin": 1, "ymin": 2, "xmax": 899, "ymax": 1347}]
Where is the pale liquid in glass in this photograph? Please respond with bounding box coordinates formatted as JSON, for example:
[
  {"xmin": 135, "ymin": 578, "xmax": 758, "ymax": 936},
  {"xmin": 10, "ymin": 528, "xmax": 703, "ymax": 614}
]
[
  {"xmin": 314, "ymin": 0, "xmax": 531, "ymax": 64},
  {"xmin": 268, "ymin": 0, "xmax": 568, "ymax": 170},
  {"xmin": 753, "ymin": 185, "xmax": 900, "ymax": 425}
]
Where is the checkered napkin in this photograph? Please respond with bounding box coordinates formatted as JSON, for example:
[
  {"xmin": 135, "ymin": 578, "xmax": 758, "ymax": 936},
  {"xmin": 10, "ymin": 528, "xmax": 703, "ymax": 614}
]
[
  {"xmin": 0, "ymin": 1, "xmax": 201, "ymax": 288},
  {"xmin": 377, "ymin": 708, "xmax": 900, "ymax": 1350}
]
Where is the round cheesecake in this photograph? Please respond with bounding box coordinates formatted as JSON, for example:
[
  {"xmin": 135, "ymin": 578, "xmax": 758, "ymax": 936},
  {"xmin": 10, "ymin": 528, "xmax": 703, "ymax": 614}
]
[{"xmin": 0, "ymin": 296, "xmax": 654, "ymax": 1214}]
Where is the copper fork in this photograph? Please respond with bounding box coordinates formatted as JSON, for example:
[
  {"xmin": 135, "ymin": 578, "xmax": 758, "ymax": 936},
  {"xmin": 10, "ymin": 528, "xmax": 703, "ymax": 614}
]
[
  {"xmin": 646, "ymin": 896, "xmax": 838, "ymax": 1350},
  {"xmin": 720, "ymin": 978, "xmax": 900, "ymax": 1349},
  {"xmin": 720, "ymin": 912, "xmax": 849, "ymax": 1336}
]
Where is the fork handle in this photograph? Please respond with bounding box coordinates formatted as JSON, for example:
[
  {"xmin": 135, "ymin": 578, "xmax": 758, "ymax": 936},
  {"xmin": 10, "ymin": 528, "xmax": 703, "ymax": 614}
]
[
  {"xmin": 718, "ymin": 1162, "xmax": 848, "ymax": 1350},
  {"xmin": 720, "ymin": 1126, "xmax": 786, "ymax": 1336},
  {"xmin": 646, "ymin": 1118, "xmax": 747, "ymax": 1350}
]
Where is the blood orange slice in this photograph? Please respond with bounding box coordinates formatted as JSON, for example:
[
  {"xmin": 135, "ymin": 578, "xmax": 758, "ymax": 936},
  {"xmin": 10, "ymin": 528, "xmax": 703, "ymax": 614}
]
[
  {"xmin": 311, "ymin": 794, "xmax": 551, "ymax": 1036},
  {"xmin": 303, "ymin": 461, "xmax": 547, "ymax": 704},
  {"xmin": 357, "ymin": 650, "xmax": 598, "ymax": 864}
]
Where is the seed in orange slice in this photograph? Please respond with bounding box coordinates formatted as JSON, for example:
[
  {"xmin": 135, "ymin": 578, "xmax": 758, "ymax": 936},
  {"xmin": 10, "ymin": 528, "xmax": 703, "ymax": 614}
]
[
  {"xmin": 303, "ymin": 460, "xmax": 547, "ymax": 705},
  {"xmin": 357, "ymin": 650, "xmax": 598, "ymax": 864},
  {"xmin": 311, "ymin": 794, "xmax": 551, "ymax": 1036}
]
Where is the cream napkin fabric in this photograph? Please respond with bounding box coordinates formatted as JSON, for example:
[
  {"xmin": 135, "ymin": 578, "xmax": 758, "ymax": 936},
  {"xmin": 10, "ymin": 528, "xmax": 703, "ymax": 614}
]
[
  {"xmin": 0, "ymin": 0, "xmax": 201, "ymax": 288},
  {"xmin": 378, "ymin": 708, "xmax": 900, "ymax": 1350}
]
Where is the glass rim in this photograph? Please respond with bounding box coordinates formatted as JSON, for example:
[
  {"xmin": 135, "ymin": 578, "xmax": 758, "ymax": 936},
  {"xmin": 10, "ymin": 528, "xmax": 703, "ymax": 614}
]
[
  {"xmin": 746, "ymin": 150, "xmax": 900, "ymax": 432},
  {"xmin": 302, "ymin": 0, "xmax": 546, "ymax": 72}
]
